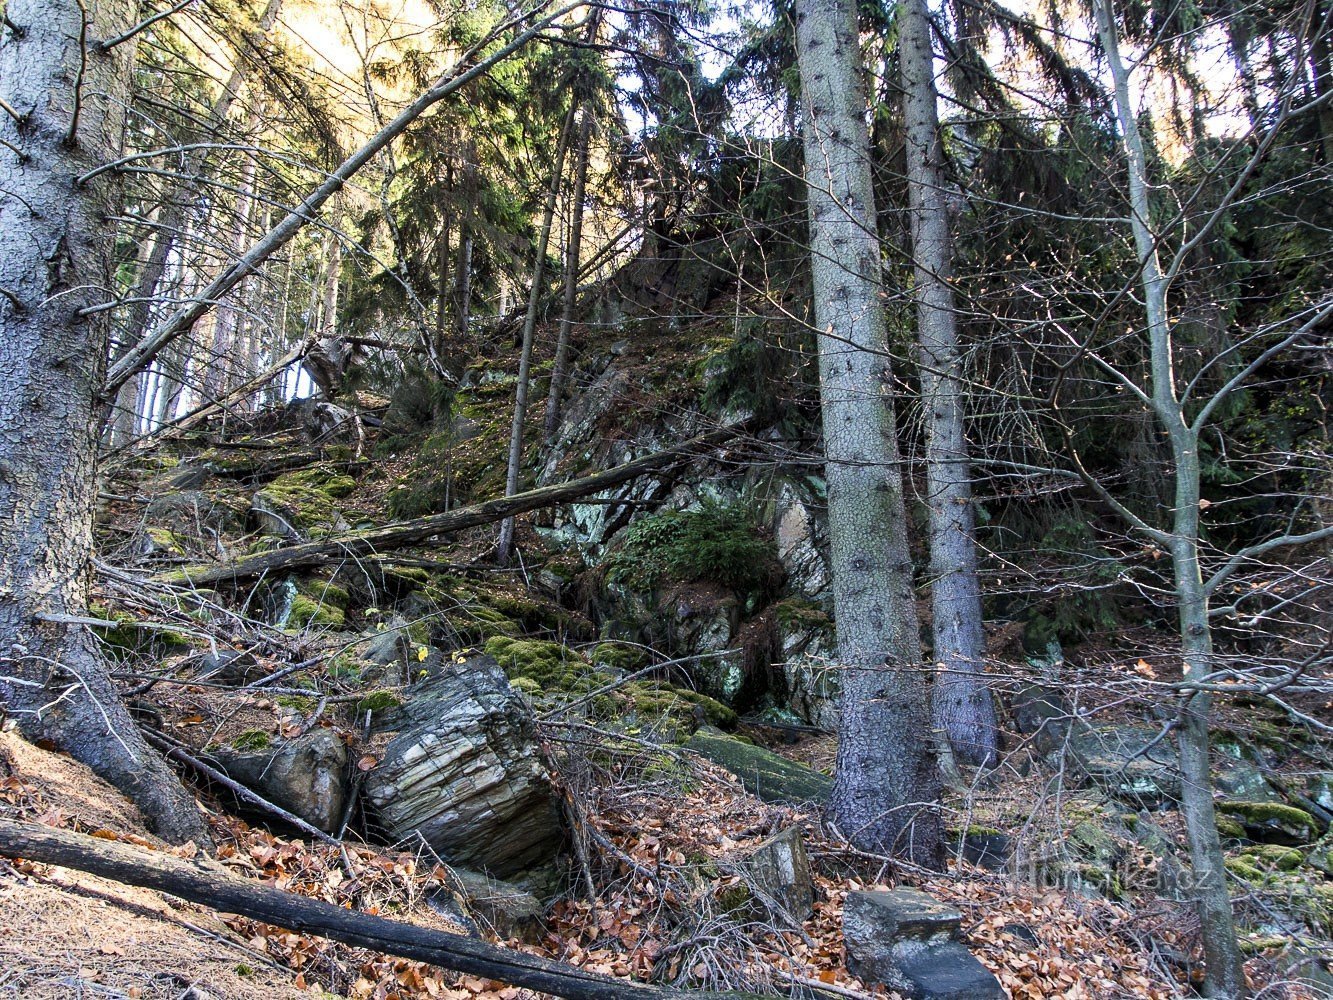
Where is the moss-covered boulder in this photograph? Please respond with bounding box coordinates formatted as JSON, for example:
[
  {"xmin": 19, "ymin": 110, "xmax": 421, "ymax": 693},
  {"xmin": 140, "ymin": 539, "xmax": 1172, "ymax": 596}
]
[
  {"xmin": 280, "ymin": 577, "xmax": 350, "ymax": 631},
  {"xmin": 684, "ymin": 726, "xmax": 831, "ymax": 805},
  {"xmin": 1218, "ymin": 801, "xmax": 1320, "ymax": 845},
  {"xmin": 251, "ymin": 467, "xmax": 355, "ymax": 540},
  {"xmin": 483, "ymin": 636, "xmax": 604, "ymax": 693}
]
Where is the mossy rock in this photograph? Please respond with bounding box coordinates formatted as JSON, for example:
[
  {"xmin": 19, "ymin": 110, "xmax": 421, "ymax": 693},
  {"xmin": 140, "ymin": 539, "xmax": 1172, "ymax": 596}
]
[
  {"xmin": 1238, "ymin": 844, "xmax": 1306, "ymax": 872},
  {"xmin": 771, "ymin": 598, "xmax": 832, "ymax": 633},
  {"xmin": 1218, "ymin": 801, "xmax": 1320, "ymax": 845},
  {"xmin": 509, "ymin": 677, "xmax": 543, "ymax": 698},
  {"xmin": 684, "ymin": 726, "xmax": 831, "ymax": 805},
  {"xmin": 1306, "ymin": 833, "xmax": 1333, "ymax": 876},
  {"xmin": 611, "ymin": 680, "xmax": 737, "ymax": 737},
  {"xmin": 1216, "ymin": 814, "xmax": 1247, "ymax": 840},
  {"xmin": 589, "ymin": 641, "xmax": 651, "ymax": 673},
  {"xmin": 483, "ymin": 636, "xmax": 605, "ymax": 693},
  {"xmin": 253, "ymin": 469, "xmax": 353, "ymax": 537},
  {"xmin": 355, "ymin": 689, "xmax": 403, "ymax": 715},
  {"xmin": 287, "ymin": 593, "xmax": 345, "ymax": 630}
]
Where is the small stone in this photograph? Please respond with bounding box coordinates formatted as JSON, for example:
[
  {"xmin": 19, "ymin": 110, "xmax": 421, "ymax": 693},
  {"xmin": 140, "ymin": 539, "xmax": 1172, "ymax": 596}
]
[
  {"xmin": 1009, "ymin": 685, "xmax": 1073, "ymax": 754},
  {"xmin": 429, "ymin": 867, "xmax": 545, "ymax": 942},
  {"xmin": 741, "ymin": 826, "xmax": 814, "ymax": 921}
]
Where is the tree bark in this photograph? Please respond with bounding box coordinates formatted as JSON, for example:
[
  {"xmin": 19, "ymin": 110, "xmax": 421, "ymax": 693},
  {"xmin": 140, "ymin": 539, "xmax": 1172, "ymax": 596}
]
[
  {"xmin": 1093, "ymin": 0, "xmax": 1246, "ymax": 994},
  {"xmin": 898, "ymin": 0, "xmax": 997, "ymax": 768},
  {"xmin": 0, "ymin": 819, "xmax": 761, "ymax": 1000},
  {"xmin": 793, "ymin": 0, "xmax": 943, "ymax": 865},
  {"xmin": 154, "ymin": 422, "xmax": 751, "ymax": 586},
  {"xmin": 0, "ymin": 0, "xmax": 209, "ymax": 844},
  {"xmin": 497, "ymin": 106, "xmax": 575, "ymax": 563},
  {"xmin": 544, "ymin": 105, "xmax": 594, "ymax": 438}
]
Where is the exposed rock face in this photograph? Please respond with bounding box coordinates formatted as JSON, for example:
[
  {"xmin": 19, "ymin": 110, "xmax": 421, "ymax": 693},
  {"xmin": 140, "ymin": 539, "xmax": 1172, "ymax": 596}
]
[
  {"xmin": 769, "ymin": 479, "xmax": 828, "ymax": 598},
  {"xmin": 1068, "ymin": 724, "xmax": 1181, "ymax": 807},
  {"xmin": 364, "ymin": 654, "xmax": 564, "ymax": 876},
  {"xmin": 843, "ymin": 890, "xmax": 1004, "ymax": 1000},
  {"xmin": 211, "ymin": 729, "xmax": 348, "ymax": 833},
  {"xmin": 741, "ymin": 826, "xmax": 815, "ymax": 921}
]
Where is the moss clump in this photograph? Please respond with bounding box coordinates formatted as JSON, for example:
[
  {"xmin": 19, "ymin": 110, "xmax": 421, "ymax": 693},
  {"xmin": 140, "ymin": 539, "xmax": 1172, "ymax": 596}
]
[
  {"xmin": 771, "ymin": 599, "xmax": 831, "ymax": 632},
  {"xmin": 254, "ymin": 468, "xmax": 354, "ymax": 536},
  {"xmin": 230, "ymin": 729, "xmax": 272, "ymax": 752},
  {"xmin": 590, "ymin": 642, "xmax": 651, "ymax": 673},
  {"xmin": 355, "ymin": 690, "xmax": 402, "ymax": 715},
  {"xmin": 1218, "ymin": 801, "xmax": 1320, "ymax": 842},
  {"xmin": 1216, "ymin": 815, "xmax": 1247, "ymax": 840},
  {"xmin": 483, "ymin": 636, "xmax": 602, "ymax": 692},
  {"xmin": 276, "ymin": 694, "xmax": 316, "ymax": 712},
  {"xmin": 605, "ymin": 498, "xmax": 783, "ymax": 600},
  {"xmin": 287, "ymin": 593, "xmax": 345, "ymax": 629},
  {"xmin": 1239, "ymin": 844, "xmax": 1306, "ymax": 871},
  {"xmin": 619, "ymin": 680, "xmax": 736, "ymax": 730},
  {"xmin": 509, "ymin": 677, "xmax": 543, "ymax": 698}
]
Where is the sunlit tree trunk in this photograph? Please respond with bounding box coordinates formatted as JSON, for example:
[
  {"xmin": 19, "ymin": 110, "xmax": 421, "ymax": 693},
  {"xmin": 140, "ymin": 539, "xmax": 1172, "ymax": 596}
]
[
  {"xmin": 0, "ymin": 0, "xmax": 208, "ymax": 844},
  {"xmin": 544, "ymin": 105, "xmax": 593, "ymax": 437},
  {"xmin": 497, "ymin": 108, "xmax": 575, "ymax": 564},
  {"xmin": 1093, "ymin": 0, "xmax": 1245, "ymax": 993},
  {"xmin": 794, "ymin": 0, "xmax": 943, "ymax": 865},
  {"xmin": 899, "ymin": 0, "xmax": 997, "ymax": 768}
]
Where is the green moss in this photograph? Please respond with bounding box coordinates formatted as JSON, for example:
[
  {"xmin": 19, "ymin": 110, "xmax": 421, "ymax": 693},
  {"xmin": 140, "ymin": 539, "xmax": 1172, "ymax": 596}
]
[
  {"xmin": 1218, "ymin": 801, "xmax": 1320, "ymax": 841},
  {"xmin": 231, "ymin": 729, "xmax": 272, "ymax": 752},
  {"xmin": 276, "ymin": 694, "xmax": 315, "ymax": 712},
  {"xmin": 590, "ymin": 642, "xmax": 650, "ymax": 673},
  {"xmin": 684, "ymin": 726, "xmax": 832, "ymax": 805},
  {"xmin": 1239, "ymin": 844, "xmax": 1306, "ymax": 871},
  {"xmin": 605, "ymin": 499, "xmax": 783, "ymax": 600},
  {"xmin": 771, "ymin": 598, "xmax": 831, "ymax": 632},
  {"xmin": 355, "ymin": 690, "xmax": 402, "ymax": 714},
  {"xmin": 144, "ymin": 526, "xmax": 187, "ymax": 556},
  {"xmin": 1238, "ymin": 935, "xmax": 1292, "ymax": 955},
  {"xmin": 1216, "ymin": 815, "xmax": 1247, "ymax": 840},
  {"xmin": 254, "ymin": 468, "xmax": 354, "ymax": 536},
  {"xmin": 509, "ymin": 677, "xmax": 543, "ymax": 698},
  {"xmin": 620, "ymin": 680, "xmax": 736, "ymax": 730},
  {"xmin": 483, "ymin": 636, "xmax": 602, "ymax": 692},
  {"xmin": 287, "ymin": 593, "xmax": 345, "ymax": 629}
]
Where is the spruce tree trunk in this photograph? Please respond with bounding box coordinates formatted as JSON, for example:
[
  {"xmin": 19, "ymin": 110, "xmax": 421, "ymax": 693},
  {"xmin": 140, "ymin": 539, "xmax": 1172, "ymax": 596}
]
[
  {"xmin": 793, "ymin": 0, "xmax": 943, "ymax": 866},
  {"xmin": 1093, "ymin": 0, "xmax": 1245, "ymax": 992},
  {"xmin": 0, "ymin": 0, "xmax": 208, "ymax": 845},
  {"xmin": 544, "ymin": 106, "xmax": 593, "ymax": 438},
  {"xmin": 898, "ymin": 0, "xmax": 997, "ymax": 768},
  {"xmin": 497, "ymin": 108, "xmax": 574, "ymax": 564}
]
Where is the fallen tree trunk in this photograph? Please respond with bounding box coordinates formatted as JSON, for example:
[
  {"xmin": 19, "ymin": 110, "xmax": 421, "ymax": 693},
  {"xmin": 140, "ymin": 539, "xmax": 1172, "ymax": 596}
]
[
  {"xmin": 0, "ymin": 819, "xmax": 759, "ymax": 1000},
  {"xmin": 152, "ymin": 423, "xmax": 751, "ymax": 586}
]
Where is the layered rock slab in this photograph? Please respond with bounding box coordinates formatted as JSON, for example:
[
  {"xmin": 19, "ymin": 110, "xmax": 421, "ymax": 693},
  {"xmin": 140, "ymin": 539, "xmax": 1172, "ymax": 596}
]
[{"xmin": 365, "ymin": 654, "xmax": 564, "ymax": 876}]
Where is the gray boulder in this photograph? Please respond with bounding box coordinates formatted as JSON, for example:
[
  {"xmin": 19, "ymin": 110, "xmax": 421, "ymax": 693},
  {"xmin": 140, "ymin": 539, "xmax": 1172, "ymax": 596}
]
[
  {"xmin": 211, "ymin": 729, "xmax": 348, "ymax": 833},
  {"xmin": 843, "ymin": 890, "xmax": 1004, "ymax": 1000},
  {"xmin": 428, "ymin": 867, "xmax": 545, "ymax": 942},
  {"xmin": 741, "ymin": 826, "xmax": 814, "ymax": 921},
  {"xmin": 364, "ymin": 654, "xmax": 564, "ymax": 877}
]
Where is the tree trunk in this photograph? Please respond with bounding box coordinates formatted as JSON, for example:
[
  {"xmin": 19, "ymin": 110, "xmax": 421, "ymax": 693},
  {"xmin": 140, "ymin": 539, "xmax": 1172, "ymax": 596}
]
[
  {"xmin": 898, "ymin": 0, "xmax": 997, "ymax": 768},
  {"xmin": 1093, "ymin": 0, "xmax": 1245, "ymax": 993},
  {"xmin": 544, "ymin": 105, "xmax": 594, "ymax": 438},
  {"xmin": 0, "ymin": 0, "xmax": 208, "ymax": 845},
  {"xmin": 497, "ymin": 107, "xmax": 575, "ymax": 564},
  {"xmin": 793, "ymin": 0, "xmax": 943, "ymax": 866}
]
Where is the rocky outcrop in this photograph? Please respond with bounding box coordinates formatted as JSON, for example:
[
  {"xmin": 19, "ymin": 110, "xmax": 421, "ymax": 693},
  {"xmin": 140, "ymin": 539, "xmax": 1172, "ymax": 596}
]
[
  {"xmin": 843, "ymin": 890, "xmax": 1004, "ymax": 1000},
  {"xmin": 364, "ymin": 654, "xmax": 565, "ymax": 877}
]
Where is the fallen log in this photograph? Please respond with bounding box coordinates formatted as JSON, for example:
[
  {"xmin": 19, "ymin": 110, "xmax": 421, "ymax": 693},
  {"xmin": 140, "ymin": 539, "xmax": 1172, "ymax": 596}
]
[
  {"xmin": 0, "ymin": 819, "xmax": 761, "ymax": 1000},
  {"xmin": 152, "ymin": 422, "xmax": 752, "ymax": 587}
]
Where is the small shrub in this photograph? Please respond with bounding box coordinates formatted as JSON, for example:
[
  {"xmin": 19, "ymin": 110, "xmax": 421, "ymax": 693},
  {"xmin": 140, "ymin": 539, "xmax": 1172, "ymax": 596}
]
[{"xmin": 606, "ymin": 498, "xmax": 783, "ymax": 600}]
